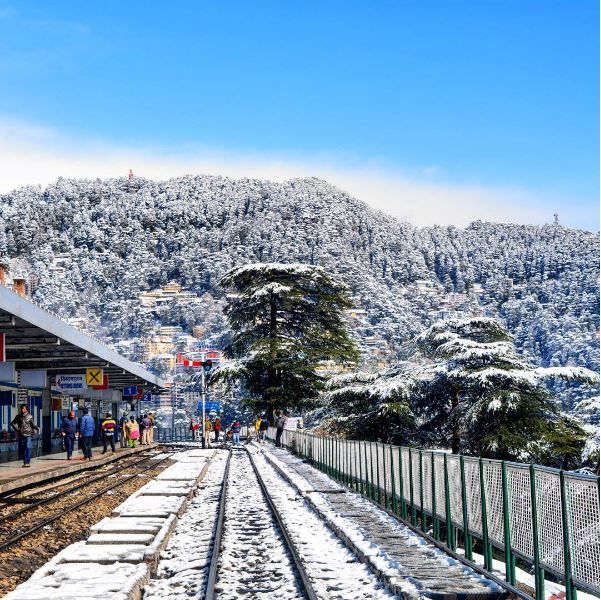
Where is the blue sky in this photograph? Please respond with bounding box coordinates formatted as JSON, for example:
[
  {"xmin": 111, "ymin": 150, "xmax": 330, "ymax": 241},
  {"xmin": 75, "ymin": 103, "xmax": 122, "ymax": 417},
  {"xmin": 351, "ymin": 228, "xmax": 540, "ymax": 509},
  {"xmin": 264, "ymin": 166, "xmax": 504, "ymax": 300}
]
[{"xmin": 0, "ymin": 1, "xmax": 598, "ymax": 229}]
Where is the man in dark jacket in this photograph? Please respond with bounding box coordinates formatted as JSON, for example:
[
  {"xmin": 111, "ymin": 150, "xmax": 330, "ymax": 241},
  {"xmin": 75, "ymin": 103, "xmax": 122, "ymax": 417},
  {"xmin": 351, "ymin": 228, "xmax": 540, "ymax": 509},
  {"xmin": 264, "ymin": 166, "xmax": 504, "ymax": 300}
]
[
  {"xmin": 60, "ymin": 410, "xmax": 79, "ymax": 460},
  {"xmin": 11, "ymin": 404, "xmax": 39, "ymax": 467}
]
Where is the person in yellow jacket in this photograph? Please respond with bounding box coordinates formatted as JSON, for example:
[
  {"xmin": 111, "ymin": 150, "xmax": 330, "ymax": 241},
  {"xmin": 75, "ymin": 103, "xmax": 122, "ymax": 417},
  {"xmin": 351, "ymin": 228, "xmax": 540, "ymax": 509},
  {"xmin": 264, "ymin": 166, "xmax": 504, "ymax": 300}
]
[{"xmin": 254, "ymin": 417, "xmax": 262, "ymax": 440}]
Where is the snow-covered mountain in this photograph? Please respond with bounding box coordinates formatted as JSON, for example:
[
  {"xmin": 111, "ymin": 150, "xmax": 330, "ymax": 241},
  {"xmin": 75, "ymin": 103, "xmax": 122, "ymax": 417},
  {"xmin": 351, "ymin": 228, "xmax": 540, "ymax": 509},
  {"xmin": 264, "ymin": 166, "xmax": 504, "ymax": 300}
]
[{"xmin": 0, "ymin": 175, "xmax": 598, "ymax": 411}]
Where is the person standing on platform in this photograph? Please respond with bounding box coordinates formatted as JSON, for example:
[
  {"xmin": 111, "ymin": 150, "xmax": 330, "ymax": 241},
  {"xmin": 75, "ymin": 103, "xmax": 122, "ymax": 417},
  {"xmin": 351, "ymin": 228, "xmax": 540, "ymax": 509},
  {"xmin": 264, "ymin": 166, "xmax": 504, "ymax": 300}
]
[
  {"xmin": 11, "ymin": 404, "xmax": 39, "ymax": 467},
  {"xmin": 138, "ymin": 414, "xmax": 146, "ymax": 444},
  {"xmin": 100, "ymin": 412, "xmax": 117, "ymax": 454},
  {"xmin": 60, "ymin": 410, "xmax": 78, "ymax": 460},
  {"xmin": 148, "ymin": 412, "xmax": 155, "ymax": 444},
  {"xmin": 79, "ymin": 408, "xmax": 95, "ymax": 461},
  {"xmin": 119, "ymin": 411, "xmax": 129, "ymax": 447},
  {"xmin": 204, "ymin": 417, "xmax": 212, "ymax": 443},
  {"xmin": 213, "ymin": 417, "xmax": 221, "ymax": 443},
  {"xmin": 254, "ymin": 417, "xmax": 262, "ymax": 440},
  {"xmin": 125, "ymin": 415, "xmax": 140, "ymax": 447},
  {"xmin": 275, "ymin": 411, "xmax": 287, "ymax": 447},
  {"xmin": 141, "ymin": 414, "xmax": 152, "ymax": 445},
  {"xmin": 259, "ymin": 416, "xmax": 269, "ymax": 442}
]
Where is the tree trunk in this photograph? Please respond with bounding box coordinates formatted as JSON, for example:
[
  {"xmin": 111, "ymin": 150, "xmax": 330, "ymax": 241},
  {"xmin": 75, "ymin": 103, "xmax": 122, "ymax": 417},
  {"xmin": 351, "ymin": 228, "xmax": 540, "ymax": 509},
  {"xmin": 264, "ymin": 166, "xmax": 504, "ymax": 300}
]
[
  {"xmin": 267, "ymin": 294, "xmax": 278, "ymax": 408},
  {"xmin": 451, "ymin": 389, "xmax": 460, "ymax": 454}
]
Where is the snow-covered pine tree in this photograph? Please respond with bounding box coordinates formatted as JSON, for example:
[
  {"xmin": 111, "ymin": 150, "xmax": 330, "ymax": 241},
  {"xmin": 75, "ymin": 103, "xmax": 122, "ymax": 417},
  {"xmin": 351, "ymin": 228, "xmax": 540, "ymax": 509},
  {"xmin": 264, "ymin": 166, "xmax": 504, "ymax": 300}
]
[
  {"xmin": 216, "ymin": 263, "xmax": 358, "ymax": 415},
  {"xmin": 321, "ymin": 365, "xmax": 419, "ymax": 443},
  {"xmin": 416, "ymin": 317, "xmax": 598, "ymax": 465},
  {"xmin": 216, "ymin": 263, "xmax": 359, "ymax": 416}
]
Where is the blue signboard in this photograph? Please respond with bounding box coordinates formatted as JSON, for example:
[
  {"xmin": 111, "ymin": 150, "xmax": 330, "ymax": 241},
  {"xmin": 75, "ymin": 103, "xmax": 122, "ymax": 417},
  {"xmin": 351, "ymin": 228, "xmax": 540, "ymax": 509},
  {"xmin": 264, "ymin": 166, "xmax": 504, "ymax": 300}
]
[
  {"xmin": 197, "ymin": 401, "xmax": 221, "ymax": 412},
  {"xmin": 142, "ymin": 391, "xmax": 152, "ymax": 403},
  {"xmin": 123, "ymin": 386, "xmax": 137, "ymax": 396}
]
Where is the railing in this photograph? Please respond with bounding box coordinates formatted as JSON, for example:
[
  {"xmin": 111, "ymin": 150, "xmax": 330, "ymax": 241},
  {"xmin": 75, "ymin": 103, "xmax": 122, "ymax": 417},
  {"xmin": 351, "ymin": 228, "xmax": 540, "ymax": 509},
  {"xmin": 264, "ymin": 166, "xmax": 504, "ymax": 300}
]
[
  {"xmin": 268, "ymin": 427, "xmax": 600, "ymax": 599},
  {"xmin": 155, "ymin": 427, "xmax": 195, "ymax": 442}
]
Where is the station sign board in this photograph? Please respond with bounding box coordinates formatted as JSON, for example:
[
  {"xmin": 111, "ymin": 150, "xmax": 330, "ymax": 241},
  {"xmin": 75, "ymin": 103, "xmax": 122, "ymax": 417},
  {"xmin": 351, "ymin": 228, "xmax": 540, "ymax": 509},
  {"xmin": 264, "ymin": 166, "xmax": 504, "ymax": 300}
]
[
  {"xmin": 198, "ymin": 401, "xmax": 221, "ymax": 412},
  {"xmin": 56, "ymin": 374, "xmax": 87, "ymax": 392}
]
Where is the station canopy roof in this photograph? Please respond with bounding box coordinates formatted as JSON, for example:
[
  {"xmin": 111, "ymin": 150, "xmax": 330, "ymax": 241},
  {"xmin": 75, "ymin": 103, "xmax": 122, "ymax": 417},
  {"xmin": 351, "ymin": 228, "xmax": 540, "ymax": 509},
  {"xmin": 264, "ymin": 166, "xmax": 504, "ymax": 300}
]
[{"xmin": 0, "ymin": 286, "xmax": 166, "ymax": 392}]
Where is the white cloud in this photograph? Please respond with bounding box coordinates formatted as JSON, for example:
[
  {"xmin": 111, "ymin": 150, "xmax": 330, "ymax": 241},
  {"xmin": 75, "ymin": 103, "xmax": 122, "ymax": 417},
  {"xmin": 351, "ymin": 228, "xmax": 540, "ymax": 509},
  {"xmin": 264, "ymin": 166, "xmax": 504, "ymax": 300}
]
[{"xmin": 0, "ymin": 116, "xmax": 586, "ymax": 228}]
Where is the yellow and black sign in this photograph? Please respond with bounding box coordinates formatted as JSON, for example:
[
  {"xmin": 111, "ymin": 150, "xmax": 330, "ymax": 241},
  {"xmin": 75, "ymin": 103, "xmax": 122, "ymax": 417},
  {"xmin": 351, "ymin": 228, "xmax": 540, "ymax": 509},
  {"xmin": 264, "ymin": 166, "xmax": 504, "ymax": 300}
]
[{"xmin": 86, "ymin": 368, "xmax": 104, "ymax": 386}]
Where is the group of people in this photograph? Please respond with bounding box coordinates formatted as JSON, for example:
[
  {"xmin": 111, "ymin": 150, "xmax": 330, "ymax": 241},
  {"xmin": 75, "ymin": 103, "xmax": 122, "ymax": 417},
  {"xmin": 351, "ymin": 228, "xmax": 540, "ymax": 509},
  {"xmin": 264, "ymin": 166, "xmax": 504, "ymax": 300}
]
[
  {"xmin": 57, "ymin": 409, "xmax": 155, "ymax": 462},
  {"xmin": 190, "ymin": 417, "xmax": 244, "ymax": 445},
  {"xmin": 118, "ymin": 412, "xmax": 155, "ymax": 448},
  {"xmin": 254, "ymin": 415, "xmax": 270, "ymax": 441}
]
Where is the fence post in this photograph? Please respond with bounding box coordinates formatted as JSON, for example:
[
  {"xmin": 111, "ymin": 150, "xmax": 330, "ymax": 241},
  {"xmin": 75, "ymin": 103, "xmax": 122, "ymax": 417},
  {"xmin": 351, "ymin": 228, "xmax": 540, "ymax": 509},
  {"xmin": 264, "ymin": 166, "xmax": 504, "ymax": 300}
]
[
  {"xmin": 391, "ymin": 445, "xmax": 397, "ymax": 514},
  {"xmin": 501, "ymin": 461, "xmax": 516, "ymax": 585},
  {"xmin": 479, "ymin": 458, "xmax": 493, "ymax": 571},
  {"xmin": 346, "ymin": 440, "xmax": 351, "ymax": 487},
  {"xmin": 364, "ymin": 441, "xmax": 370, "ymax": 498},
  {"xmin": 354, "ymin": 441, "xmax": 360, "ymax": 492},
  {"xmin": 529, "ymin": 464, "xmax": 545, "ymax": 600},
  {"xmin": 460, "ymin": 455, "xmax": 472, "ymax": 560},
  {"xmin": 419, "ymin": 450, "xmax": 426, "ymax": 532},
  {"xmin": 382, "ymin": 444, "xmax": 389, "ymax": 508},
  {"xmin": 443, "ymin": 453, "xmax": 455, "ymax": 549},
  {"xmin": 399, "ymin": 447, "xmax": 407, "ymax": 519},
  {"xmin": 375, "ymin": 443, "xmax": 382, "ymax": 504},
  {"xmin": 408, "ymin": 448, "xmax": 416, "ymax": 526},
  {"xmin": 370, "ymin": 442, "xmax": 376, "ymax": 501},
  {"xmin": 559, "ymin": 470, "xmax": 576, "ymax": 600},
  {"xmin": 432, "ymin": 452, "xmax": 440, "ymax": 540}
]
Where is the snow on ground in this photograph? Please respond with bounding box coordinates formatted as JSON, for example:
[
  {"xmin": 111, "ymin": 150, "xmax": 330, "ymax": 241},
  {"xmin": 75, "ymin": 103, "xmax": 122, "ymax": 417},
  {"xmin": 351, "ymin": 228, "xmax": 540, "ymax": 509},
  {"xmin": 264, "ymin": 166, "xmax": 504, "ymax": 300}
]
[
  {"xmin": 455, "ymin": 549, "xmax": 599, "ymax": 600},
  {"xmin": 144, "ymin": 450, "xmax": 229, "ymax": 599}
]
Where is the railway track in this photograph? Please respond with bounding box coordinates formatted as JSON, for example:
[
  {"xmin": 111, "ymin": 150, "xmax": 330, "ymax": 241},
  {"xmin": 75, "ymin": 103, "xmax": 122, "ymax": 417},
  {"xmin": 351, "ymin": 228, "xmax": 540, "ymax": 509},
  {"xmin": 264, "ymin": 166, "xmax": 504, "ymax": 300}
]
[
  {"xmin": 206, "ymin": 447, "xmax": 314, "ymax": 600},
  {"xmin": 0, "ymin": 452, "xmax": 174, "ymax": 552}
]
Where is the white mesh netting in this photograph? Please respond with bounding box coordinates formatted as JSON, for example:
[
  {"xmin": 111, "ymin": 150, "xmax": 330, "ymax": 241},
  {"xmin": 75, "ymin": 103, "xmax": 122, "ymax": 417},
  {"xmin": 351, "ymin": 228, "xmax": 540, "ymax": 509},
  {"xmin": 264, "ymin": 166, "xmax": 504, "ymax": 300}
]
[{"xmin": 287, "ymin": 432, "xmax": 599, "ymax": 591}]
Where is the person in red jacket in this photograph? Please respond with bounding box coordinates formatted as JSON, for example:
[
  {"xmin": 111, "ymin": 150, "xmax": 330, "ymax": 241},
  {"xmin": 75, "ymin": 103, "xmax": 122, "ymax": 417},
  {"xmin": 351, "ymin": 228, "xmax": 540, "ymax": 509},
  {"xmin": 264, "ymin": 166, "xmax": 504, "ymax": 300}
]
[{"xmin": 213, "ymin": 417, "xmax": 222, "ymax": 442}]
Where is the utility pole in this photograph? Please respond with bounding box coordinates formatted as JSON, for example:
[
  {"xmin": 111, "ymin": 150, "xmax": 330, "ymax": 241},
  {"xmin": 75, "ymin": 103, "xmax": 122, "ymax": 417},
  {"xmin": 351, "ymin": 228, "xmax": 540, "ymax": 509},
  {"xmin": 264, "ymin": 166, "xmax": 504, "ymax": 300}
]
[{"xmin": 201, "ymin": 368, "xmax": 206, "ymax": 448}]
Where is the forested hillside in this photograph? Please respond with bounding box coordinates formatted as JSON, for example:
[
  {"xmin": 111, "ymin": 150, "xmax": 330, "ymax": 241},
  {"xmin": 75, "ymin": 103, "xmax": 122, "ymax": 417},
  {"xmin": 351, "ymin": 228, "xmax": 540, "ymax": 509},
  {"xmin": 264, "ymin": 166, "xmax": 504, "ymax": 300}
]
[{"xmin": 0, "ymin": 175, "xmax": 598, "ymax": 413}]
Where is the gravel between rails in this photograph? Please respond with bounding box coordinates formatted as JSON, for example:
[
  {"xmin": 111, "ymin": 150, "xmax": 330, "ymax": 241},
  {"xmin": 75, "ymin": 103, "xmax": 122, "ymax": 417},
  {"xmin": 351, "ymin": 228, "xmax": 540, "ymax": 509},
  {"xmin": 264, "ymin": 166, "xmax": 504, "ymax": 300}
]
[
  {"xmin": 0, "ymin": 452, "xmax": 163, "ymax": 519},
  {"xmin": 0, "ymin": 457, "xmax": 174, "ymax": 596},
  {"xmin": 215, "ymin": 448, "xmax": 307, "ymax": 600},
  {"xmin": 248, "ymin": 445, "xmax": 398, "ymax": 600}
]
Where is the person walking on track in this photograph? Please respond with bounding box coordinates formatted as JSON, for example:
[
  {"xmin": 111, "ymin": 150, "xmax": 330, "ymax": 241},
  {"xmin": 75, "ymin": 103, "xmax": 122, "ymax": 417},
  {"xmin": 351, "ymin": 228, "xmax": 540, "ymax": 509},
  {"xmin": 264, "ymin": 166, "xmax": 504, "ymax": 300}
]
[
  {"xmin": 141, "ymin": 414, "xmax": 152, "ymax": 445},
  {"xmin": 259, "ymin": 416, "xmax": 269, "ymax": 442},
  {"xmin": 100, "ymin": 412, "xmax": 117, "ymax": 454},
  {"xmin": 231, "ymin": 420, "xmax": 241, "ymax": 445},
  {"xmin": 275, "ymin": 411, "xmax": 287, "ymax": 447},
  {"xmin": 60, "ymin": 409, "xmax": 79, "ymax": 460},
  {"xmin": 213, "ymin": 416, "xmax": 221, "ymax": 443},
  {"xmin": 125, "ymin": 415, "xmax": 140, "ymax": 447},
  {"xmin": 79, "ymin": 408, "xmax": 95, "ymax": 461},
  {"xmin": 11, "ymin": 404, "xmax": 39, "ymax": 467}
]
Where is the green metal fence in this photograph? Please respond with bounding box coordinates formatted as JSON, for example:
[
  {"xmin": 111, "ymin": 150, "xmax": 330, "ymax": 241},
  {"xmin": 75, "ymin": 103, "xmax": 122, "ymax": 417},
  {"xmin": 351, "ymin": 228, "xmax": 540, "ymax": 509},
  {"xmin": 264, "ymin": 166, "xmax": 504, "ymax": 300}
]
[{"xmin": 268, "ymin": 428, "xmax": 600, "ymax": 599}]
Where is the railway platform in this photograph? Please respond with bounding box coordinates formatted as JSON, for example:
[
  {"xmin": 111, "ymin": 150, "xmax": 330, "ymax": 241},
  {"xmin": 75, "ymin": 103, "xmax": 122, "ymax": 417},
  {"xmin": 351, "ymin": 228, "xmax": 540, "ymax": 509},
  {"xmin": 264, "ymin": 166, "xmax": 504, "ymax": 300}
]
[{"xmin": 0, "ymin": 443, "xmax": 159, "ymax": 496}]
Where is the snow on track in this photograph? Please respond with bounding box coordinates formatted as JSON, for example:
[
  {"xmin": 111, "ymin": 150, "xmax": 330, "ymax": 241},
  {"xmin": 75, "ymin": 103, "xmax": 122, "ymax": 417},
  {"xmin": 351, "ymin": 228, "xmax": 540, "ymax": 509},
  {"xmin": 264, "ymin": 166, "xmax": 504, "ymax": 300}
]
[
  {"xmin": 248, "ymin": 445, "xmax": 398, "ymax": 600},
  {"xmin": 214, "ymin": 448, "xmax": 306, "ymax": 600},
  {"xmin": 144, "ymin": 450, "xmax": 229, "ymax": 599}
]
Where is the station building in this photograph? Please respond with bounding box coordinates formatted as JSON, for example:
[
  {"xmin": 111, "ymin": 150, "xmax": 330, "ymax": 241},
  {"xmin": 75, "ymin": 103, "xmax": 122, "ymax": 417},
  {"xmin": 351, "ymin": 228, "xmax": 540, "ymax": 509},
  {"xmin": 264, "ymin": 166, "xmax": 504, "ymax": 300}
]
[{"xmin": 0, "ymin": 284, "xmax": 166, "ymax": 457}]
